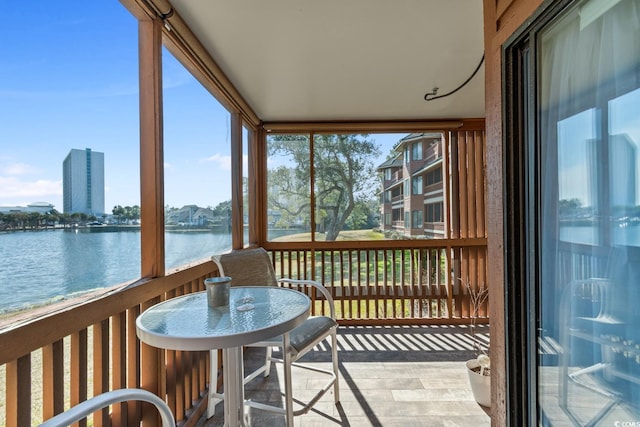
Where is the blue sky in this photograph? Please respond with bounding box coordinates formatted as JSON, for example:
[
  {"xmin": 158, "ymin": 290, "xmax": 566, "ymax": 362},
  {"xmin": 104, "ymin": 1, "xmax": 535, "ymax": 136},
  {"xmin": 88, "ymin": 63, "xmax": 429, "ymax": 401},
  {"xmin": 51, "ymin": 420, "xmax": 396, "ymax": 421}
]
[
  {"xmin": 0, "ymin": 2, "xmax": 402, "ymax": 213},
  {"xmin": 1, "ymin": 2, "xmax": 141, "ymax": 211},
  {"xmin": 557, "ymin": 88, "xmax": 640, "ymax": 207}
]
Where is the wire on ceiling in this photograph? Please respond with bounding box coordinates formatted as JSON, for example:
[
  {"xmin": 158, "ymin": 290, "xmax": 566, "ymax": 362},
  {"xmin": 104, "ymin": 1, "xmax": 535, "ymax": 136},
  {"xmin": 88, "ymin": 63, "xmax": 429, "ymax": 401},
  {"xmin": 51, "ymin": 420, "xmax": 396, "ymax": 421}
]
[{"xmin": 424, "ymin": 54, "xmax": 485, "ymax": 101}]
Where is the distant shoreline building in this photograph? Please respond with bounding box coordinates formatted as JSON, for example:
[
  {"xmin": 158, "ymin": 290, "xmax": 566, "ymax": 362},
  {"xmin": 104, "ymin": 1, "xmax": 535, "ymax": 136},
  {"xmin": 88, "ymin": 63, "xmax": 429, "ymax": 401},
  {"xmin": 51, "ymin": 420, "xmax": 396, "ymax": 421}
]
[
  {"xmin": 0, "ymin": 202, "xmax": 55, "ymax": 214},
  {"xmin": 63, "ymin": 148, "xmax": 105, "ymax": 216}
]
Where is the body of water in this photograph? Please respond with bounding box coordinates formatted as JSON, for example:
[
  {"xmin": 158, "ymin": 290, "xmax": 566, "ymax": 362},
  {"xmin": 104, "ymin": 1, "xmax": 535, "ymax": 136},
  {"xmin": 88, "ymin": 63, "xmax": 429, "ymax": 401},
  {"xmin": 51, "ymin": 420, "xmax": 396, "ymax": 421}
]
[
  {"xmin": 4, "ymin": 224, "xmax": 638, "ymax": 315},
  {"xmin": 0, "ymin": 229, "xmax": 234, "ymax": 314},
  {"xmin": 559, "ymin": 223, "xmax": 640, "ymax": 246}
]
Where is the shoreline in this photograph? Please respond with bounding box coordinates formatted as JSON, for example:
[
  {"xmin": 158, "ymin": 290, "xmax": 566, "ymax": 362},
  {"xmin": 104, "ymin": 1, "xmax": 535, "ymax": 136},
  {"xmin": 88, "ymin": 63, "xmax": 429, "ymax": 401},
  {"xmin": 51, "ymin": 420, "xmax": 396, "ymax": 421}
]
[
  {"xmin": 0, "ymin": 224, "xmax": 239, "ymax": 233},
  {"xmin": 0, "ymin": 283, "xmax": 128, "ymax": 329}
]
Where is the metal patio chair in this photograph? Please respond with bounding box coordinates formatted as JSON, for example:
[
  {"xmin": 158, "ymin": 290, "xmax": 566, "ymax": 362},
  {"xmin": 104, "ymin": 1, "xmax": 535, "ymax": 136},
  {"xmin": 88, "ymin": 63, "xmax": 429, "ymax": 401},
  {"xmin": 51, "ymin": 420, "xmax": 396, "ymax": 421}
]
[
  {"xmin": 208, "ymin": 247, "xmax": 340, "ymax": 423},
  {"xmin": 558, "ymin": 247, "xmax": 640, "ymax": 425},
  {"xmin": 39, "ymin": 388, "xmax": 174, "ymax": 427}
]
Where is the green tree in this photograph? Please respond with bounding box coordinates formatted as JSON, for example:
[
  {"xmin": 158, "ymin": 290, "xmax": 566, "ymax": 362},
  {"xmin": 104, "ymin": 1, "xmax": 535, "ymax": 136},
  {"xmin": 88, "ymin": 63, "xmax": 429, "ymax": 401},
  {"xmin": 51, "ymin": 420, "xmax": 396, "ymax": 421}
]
[
  {"xmin": 15, "ymin": 212, "xmax": 28, "ymax": 230},
  {"xmin": 268, "ymin": 134, "xmax": 381, "ymax": 241},
  {"xmin": 130, "ymin": 205, "xmax": 141, "ymax": 221},
  {"xmin": 46, "ymin": 210, "xmax": 61, "ymax": 228},
  {"xmin": 212, "ymin": 200, "xmax": 231, "ymax": 218},
  {"xmin": 123, "ymin": 205, "xmax": 138, "ymax": 222},
  {"xmin": 344, "ymin": 196, "xmax": 379, "ymax": 230},
  {"xmin": 27, "ymin": 212, "xmax": 42, "ymax": 229},
  {"xmin": 212, "ymin": 201, "xmax": 231, "ymax": 228},
  {"xmin": 558, "ymin": 198, "xmax": 582, "ymax": 217},
  {"xmin": 558, "ymin": 198, "xmax": 581, "ymax": 211},
  {"xmin": 112, "ymin": 205, "xmax": 126, "ymax": 224}
]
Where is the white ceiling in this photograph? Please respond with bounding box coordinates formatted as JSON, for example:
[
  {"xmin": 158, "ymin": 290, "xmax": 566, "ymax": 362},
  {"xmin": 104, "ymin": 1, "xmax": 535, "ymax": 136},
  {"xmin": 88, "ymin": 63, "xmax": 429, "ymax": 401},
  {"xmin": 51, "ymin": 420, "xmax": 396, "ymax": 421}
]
[{"xmin": 169, "ymin": 0, "xmax": 485, "ymax": 122}]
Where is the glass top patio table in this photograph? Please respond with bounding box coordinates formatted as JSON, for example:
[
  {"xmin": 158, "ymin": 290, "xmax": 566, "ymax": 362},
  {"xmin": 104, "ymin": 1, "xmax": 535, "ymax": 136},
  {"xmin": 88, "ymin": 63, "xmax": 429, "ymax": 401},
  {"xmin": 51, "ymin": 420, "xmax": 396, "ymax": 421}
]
[
  {"xmin": 136, "ymin": 286, "xmax": 311, "ymax": 351},
  {"xmin": 136, "ymin": 286, "xmax": 310, "ymax": 426}
]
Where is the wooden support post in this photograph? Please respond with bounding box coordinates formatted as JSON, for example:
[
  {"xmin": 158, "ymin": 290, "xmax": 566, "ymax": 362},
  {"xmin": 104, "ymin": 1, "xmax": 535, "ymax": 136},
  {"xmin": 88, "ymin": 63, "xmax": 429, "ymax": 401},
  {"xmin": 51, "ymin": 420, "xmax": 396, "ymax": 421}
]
[
  {"xmin": 231, "ymin": 112, "xmax": 243, "ymax": 250},
  {"xmin": 139, "ymin": 17, "xmax": 165, "ymax": 279}
]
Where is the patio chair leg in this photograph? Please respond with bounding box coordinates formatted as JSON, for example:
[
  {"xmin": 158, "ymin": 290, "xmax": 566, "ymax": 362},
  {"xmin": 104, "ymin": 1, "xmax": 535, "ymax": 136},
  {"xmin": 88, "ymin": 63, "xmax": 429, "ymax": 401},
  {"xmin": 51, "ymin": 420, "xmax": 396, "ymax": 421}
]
[
  {"xmin": 264, "ymin": 346, "xmax": 273, "ymax": 378},
  {"xmin": 332, "ymin": 330, "xmax": 340, "ymax": 403},
  {"xmin": 283, "ymin": 333, "xmax": 294, "ymax": 426}
]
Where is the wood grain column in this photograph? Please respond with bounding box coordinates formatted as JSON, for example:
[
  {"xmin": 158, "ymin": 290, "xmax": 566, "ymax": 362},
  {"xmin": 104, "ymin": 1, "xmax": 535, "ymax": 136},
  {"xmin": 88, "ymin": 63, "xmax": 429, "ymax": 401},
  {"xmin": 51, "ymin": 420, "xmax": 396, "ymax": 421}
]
[
  {"xmin": 231, "ymin": 112, "xmax": 243, "ymax": 250},
  {"xmin": 247, "ymin": 127, "xmax": 259, "ymax": 246},
  {"xmin": 138, "ymin": 17, "xmax": 165, "ymax": 426},
  {"xmin": 483, "ymin": 0, "xmax": 543, "ymax": 425},
  {"xmin": 256, "ymin": 126, "xmax": 268, "ymax": 245},
  {"xmin": 139, "ymin": 17, "xmax": 165, "ymax": 278}
]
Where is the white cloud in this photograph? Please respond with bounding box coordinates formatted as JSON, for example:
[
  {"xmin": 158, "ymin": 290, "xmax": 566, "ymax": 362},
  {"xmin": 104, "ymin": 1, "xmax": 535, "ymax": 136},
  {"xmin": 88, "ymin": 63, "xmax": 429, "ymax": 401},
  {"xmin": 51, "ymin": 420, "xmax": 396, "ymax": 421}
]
[
  {"xmin": 558, "ymin": 163, "xmax": 590, "ymax": 206},
  {"xmin": 200, "ymin": 153, "xmax": 231, "ymax": 171},
  {"xmin": 0, "ymin": 176, "xmax": 62, "ymax": 201},
  {"xmin": 1, "ymin": 162, "xmax": 41, "ymax": 176}
]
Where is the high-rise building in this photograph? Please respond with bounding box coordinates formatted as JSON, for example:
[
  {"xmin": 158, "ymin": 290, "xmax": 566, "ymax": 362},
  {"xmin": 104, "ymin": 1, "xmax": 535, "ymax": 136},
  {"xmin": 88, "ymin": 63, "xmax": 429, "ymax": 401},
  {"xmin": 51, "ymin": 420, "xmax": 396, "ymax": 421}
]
[{"xmin": 63, "ymin": 148, "xmax": 105, "ymax": 216}]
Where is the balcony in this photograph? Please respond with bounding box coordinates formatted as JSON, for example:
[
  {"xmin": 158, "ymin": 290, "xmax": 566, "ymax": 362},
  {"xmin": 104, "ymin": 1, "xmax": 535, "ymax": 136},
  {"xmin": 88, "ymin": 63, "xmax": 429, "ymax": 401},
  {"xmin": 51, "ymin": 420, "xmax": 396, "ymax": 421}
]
[
  {"xmin": 0, "ymin": 1, "xmax": 495, "ymax": 426},
  {"xmin": 0, "ymin": 242, "xmax": 489, "ymax": 426},
  {"xmin": 5, "ymin": 0, "xmax": 634, "ymax": 424}
]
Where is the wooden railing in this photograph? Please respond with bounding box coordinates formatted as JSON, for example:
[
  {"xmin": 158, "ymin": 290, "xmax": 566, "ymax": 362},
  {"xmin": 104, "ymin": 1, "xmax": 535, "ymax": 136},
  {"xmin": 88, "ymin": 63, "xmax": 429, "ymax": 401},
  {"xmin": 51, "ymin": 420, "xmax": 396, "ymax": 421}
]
[
  {"xmin": 266, "ymin": 239, "xmax": 488, "ymax": 325},
  {"xmin": 392, "ymin": 220, "xmax": 405, "ymax": 229},
  {"xmin": 424, "ymin": 222, "xmax": 445, "ymax": 233},
  {"xmin": 424, "ymin": 182, "xmax": 443, "ymax": 194},
  {"xmin": 557, "ymin": 241, "xmax": 611, "ymax": 285},
  {"xmin": 0, "ymin": 239, "xmax": 487, "ymax": 426},
  {"xmin": 0, "ymin": 260, "xmax": 219, "ymax": 427}
]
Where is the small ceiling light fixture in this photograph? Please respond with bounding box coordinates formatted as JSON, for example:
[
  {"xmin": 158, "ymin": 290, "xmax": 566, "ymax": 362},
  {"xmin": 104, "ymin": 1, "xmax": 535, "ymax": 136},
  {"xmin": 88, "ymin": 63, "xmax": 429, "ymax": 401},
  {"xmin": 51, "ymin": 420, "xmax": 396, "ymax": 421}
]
[{"xmin": 424, "ymin": 54, "xmax": 485, "ymax": 101}]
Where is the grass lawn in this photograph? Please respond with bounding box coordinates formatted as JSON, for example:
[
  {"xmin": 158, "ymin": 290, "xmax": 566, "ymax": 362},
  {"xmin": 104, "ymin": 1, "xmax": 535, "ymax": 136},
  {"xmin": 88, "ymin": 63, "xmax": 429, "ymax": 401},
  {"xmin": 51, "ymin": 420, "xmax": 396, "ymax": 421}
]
[{"xmin": 272, "ymin": 229, "xmax": 385, "ymax": 242}]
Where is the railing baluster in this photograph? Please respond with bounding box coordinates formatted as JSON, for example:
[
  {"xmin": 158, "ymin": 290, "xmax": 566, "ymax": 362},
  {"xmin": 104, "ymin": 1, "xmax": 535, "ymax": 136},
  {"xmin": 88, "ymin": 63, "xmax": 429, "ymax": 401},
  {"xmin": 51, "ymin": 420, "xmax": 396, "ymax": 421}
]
[
  {"xmin": 191, "ymin": 352, "xmax": 200, "ymax": 408},
  {"xmin": 126, "ymin": 306, "xmax": 141, "ymax": 426},
  {"xmin": 175, "ymin": 351, "xmax": 185, "ymax": 422},
  {"xmin": 93, "ymin": 319, "xmax": 110, "ymax": 427},
  {"xmin": 355, "ymin": 250, "xmax": 361, "ymax": 319},
  {"xmin": 199, "ymin": 350, "xmax": 208, "ymax": 404},
  {"xmin": 6, "ymin": 355, "xmax": 31, "ymax": 427},
  {"xmin": 336, "ymin": 250, "xmax": 342, "ymax": 316},
  {"xmin": 166, "ymin": 350, "xmax": 177, "ymax": 418},
  {"xmin": 42, "ymin": 339, "xmax": 64, "ymax": 420},
  {"xmin": 111, "ymin": 312, "xmax": 127, "ymax": 426},
  {"xmin": 70, "ymin": 329, "xmax": 88, "ymax": 427},
  {"xmin": 184, "ymin": 351, "xmax": 193, "ymax": 417}
]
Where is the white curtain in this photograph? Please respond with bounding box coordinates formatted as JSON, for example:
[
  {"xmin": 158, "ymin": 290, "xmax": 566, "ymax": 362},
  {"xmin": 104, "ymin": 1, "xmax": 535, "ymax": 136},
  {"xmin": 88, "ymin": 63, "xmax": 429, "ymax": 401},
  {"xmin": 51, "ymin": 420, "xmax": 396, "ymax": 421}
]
[{"xmin": 537, "ymin": 0, "xmax": 640, "ymax": 423}]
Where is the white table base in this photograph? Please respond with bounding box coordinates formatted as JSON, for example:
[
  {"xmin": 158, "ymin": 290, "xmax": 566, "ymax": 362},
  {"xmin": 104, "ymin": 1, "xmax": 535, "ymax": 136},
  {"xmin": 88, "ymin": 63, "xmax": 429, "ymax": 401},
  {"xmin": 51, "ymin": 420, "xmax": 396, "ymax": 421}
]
[
  {"xmin": 218, "ymin": 333, "xmax": 294, "ymax": 426},
  {"xmin": 222, "ymin": 346, "xmax": 247, "ymax": 426}
]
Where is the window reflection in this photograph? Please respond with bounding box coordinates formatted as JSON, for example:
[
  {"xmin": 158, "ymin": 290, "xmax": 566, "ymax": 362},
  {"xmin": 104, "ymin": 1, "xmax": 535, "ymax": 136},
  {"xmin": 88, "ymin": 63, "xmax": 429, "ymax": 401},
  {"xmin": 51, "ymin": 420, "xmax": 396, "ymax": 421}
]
[
  {"xmin": 610, "ymin": 88, "xmax": 640, "ymax": 246},
  {"xmin": 557, "ymin": 109, "xmax": 599, "ymax": 245},
  {"xmin": 536, "ymin": 0, "xmax": 640, "ymax": 424},
  {"xmin": 162, "ymin": 49, "xmax": 232, "ymax": 268}
]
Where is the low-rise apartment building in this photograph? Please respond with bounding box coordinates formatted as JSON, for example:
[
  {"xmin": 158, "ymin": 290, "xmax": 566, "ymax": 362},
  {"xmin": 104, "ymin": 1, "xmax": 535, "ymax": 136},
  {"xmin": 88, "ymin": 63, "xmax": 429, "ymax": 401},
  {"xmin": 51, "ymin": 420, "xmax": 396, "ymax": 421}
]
[{"xmin": 378, "ymin": 132, "xmax": 444, "ymax": 239}]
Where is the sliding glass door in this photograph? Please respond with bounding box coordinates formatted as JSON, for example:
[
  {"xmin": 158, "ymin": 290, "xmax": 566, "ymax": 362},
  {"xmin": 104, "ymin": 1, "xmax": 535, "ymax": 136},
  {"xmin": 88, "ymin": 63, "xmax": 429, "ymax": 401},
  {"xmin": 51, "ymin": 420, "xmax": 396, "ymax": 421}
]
[{"xmin": 505, "ymin": 0, "xmax": 640, "ymax": 424}]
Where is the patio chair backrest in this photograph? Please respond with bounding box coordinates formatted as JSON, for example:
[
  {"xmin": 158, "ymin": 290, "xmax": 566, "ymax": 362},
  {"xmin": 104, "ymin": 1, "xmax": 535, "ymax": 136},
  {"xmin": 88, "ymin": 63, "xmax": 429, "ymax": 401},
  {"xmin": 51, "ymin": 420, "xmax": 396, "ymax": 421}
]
[{"xmin": 213, "ymin": 247, "xmax": 278, "ymax": 287}]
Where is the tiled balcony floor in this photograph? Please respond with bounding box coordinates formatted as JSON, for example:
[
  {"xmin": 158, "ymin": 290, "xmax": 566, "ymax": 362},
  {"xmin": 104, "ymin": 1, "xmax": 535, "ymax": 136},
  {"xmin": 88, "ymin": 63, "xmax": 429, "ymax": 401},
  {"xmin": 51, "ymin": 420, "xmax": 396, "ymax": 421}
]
[{"xmin": 197, "ymin": 324, "xmax": 491, "ymax": 427}]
